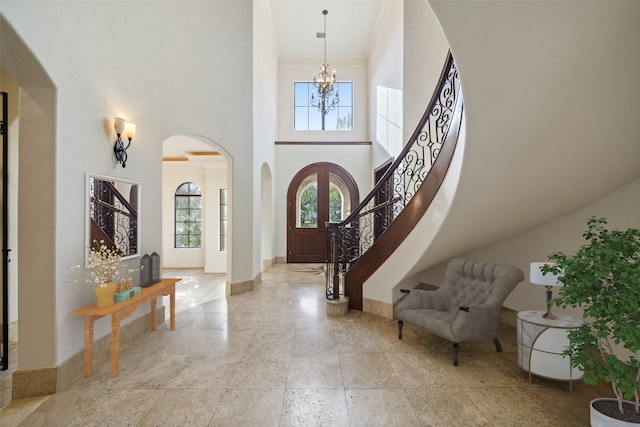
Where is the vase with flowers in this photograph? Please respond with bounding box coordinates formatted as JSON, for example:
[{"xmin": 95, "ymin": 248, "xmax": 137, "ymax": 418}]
[{"xmin": 72, "ymin": 240, "xmax": 125, "ymax": 307}]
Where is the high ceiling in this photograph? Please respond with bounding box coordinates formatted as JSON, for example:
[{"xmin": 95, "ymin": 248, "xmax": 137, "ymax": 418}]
[
  {"xmin": 267, "ymin": 0, "xmax": 385, "ymax": 62},
  {"xmin": 163, "ymin": 0, "xmax": 386, "ymax": 161}
]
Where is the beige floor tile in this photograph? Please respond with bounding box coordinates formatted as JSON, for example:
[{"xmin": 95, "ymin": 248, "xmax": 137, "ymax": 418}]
[
  {"xmin": 245, "ymin": 328, "xmax": 295, "ymax": 354},
  {"xmin": 405, "ymin": 387, "xmax": 492, "ymax": 426},
  {"xmin": 66, "ymin": 388, "xmax": 163, "ymax": 426},
  {"xmin": 166, "ymin": 352, "xmax": 242, "ymax": 389},
  {"xmin": 385, "ymin": 351, "xmax": 460, "ymax": 388},
  {"xmin": 335, "ymin": 328, "xmax": 383, "ymax": 353},
  {"xmin": 228, "ymin": 352, "xmax": 290, "ymax": 389},
  {"xmin": 280, "ymin": 388, "xmax": 350, "ymax": 427},
  {"xmin": 137, "ymin": 388, "xmax": 224, "ymax": 427},
  {"xmin": 208, "ymin": 388, "xmax": 284, "ymax": 426},
  {"xmin": 286, "ymin": 352, "xmax": 344, "ymax": 389},
  {"xmin": 345, "ymin": 388, "xmax": 423, "ymax": 426},
  {"xmin": 291, "ymin": 327, "xmax": 337, "ymax": 356},
  {"xmin": 340, "ymin": 353, "xmax": 402, "ymax": 389}
]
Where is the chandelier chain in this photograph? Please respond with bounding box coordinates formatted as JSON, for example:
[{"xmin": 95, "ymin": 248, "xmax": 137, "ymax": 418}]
[{"xmin": 311, "ymin": 9, "xmax": 339, "ymax": 117}]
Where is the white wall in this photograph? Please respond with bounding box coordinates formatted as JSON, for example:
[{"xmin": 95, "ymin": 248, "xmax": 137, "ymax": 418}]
[
  {"xmin": 253, "ymin": 1, "xmax": 279, "ymax": 272},
  {"xmin": 420, "ymin": 178, "xmax": 640, "ymax": 317},
  {"xmin": 1, "ymin": 1, "xmax": 255, "ymax": 367},
  {"xmin": 403, "ymin": 0, "xmax": 449, "ymax": 140},
  {"xmin": 367, "ymin": 0, "xmax": 403, "ymax": 168}
]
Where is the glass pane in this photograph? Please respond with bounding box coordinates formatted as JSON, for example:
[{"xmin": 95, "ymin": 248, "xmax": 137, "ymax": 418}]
[
  {"xmin": 294, "ymin": 82, "xmax": 310, "ymax": 106},
  {"xmin": 188, "ymin": 210, "xmax": 201, "ymax": 222},
  {"xmin": 329, "ymin": 172, "xmax": 352, "ymax": 221},
  {"xmin": 188, "ymin": 183, "xmax": 201, "ymax": 194},
  {"xmin": 220, "ymin": 220, "xmax": 227, "ymax": 235},
  {"xmin": 294, "ymin": 107, "xmax": 309, "ymax": 130},
  {"xmin": 296, "ymin": 174, "xmax": 318, "ymax": 228},
  {"xmin": 220, "ymin": 235, "xmax": 227, "ymax": 251},
  {"xmin": 175, "ymin": 183, "xmax": 191, "ymax": 195},
  {"xmin": 175, "ymin": 209, "xmax": 188, "ymax": 221},
  {"xmin": 176, "ymin": 197, "xmax": 189, "ymax": 208},
  {"xmin": 308, "ymin": 108, "xmax": 322, "ymax": 131},
  {"xmin": 191, "ymin": 234, "xmax": 201, "ymax": 247},
  {"xmin": 220, "ymin": 204, "xmax": 227, "ymax": 220},
  {"xmin": 189, "ymin": 196, "xmax": 201, "ymax": 208},
  {"xmin": 337, "ymin": 82, "xmax": 352, "ymax": 106},
  {"xmin": 175, "ymin": 222, "xmax": 186, "ymax": 234},
  {"xmin": 329, "ymin": 183, "xmax": 344, "ymax": 223},
  {"xmin": 324, "ymin": 109, "xmax": 338, "ymax": 130},
  {"xmin": 175, "ymin": 235, "xmax": 188, "ymax": 248},
  {"xmin": 337, "ymin": 107, "xmax": 353, "ymax": 130},
  {"xmin": 220, "ymin": 188, "xmax": 227, "ymax": 204}
]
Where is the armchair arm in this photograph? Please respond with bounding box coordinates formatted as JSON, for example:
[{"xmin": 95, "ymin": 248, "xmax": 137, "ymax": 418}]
[
  {"xmin": 451, "ymin": 305, "xmax": 501, "ymax": 341},
  {"xmin": 395, "ymin": 288, "xmax": 448, "ymax": 313}
]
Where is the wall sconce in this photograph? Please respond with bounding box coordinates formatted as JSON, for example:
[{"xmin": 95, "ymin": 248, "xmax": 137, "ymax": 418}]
[{"xmin": 113, "ymin": 117, "xmax": 136, "ymax": 168}]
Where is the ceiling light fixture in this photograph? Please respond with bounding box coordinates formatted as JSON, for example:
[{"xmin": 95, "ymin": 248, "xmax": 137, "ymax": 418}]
[{"xmin": 311, "ymin": 9, "xmax": 339, "ymax": 129}]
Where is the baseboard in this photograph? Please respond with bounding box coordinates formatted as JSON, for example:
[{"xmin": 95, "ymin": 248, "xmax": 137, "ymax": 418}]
[
  {"xmin": 12, "ymin": 306, "xmax": 166, "ymax": 400},
  {"xmin": 363, "ymin": 297, "xmax": 394, "ymax": 319},
  {"xmin": 262, "ymin": 258, "xmax": 275, "ymax": 272},
  {"xmin": 274, "ymin": 256, "xmax": 286, "ymax": 265},
  {"xmin": 227, "ymin": 271, "xmax": 263, "ymax": 296}
]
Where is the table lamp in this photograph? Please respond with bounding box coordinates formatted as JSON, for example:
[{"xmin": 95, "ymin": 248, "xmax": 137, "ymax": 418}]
[{"xmin": 530, "ymin": 262, "xmax": 562, "ymax": 319}]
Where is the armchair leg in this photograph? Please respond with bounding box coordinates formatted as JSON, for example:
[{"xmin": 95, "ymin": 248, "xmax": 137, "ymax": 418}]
[
  {"xmin": 493, "ymin": 338, "xmax": 502, "ymax": 353},
  {"xmin": 398, "ymin": 321, "xmax": 403, "ymax": 339},
  {"xmin": 453, "ymin": 342, "xmax": 459, "ymax": 366}
]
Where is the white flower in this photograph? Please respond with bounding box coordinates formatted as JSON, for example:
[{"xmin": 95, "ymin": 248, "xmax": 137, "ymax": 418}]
[{"xmin": 72, "ymin": 240, "xmax": 123, "ymax": 287}]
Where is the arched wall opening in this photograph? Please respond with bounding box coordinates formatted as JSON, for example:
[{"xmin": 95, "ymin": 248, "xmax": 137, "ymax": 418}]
[{"xmin": 162, "ymin": 134, "xmax": 232, "ymax": 286}]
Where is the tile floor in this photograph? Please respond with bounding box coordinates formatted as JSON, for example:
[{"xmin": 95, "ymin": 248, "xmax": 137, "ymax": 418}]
[{"xmin": 0, "ymin": 263, "xmax": 611, "ymax": 426}]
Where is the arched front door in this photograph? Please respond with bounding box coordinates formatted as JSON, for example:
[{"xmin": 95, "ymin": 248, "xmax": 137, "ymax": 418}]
[{"xmin": 287, "ymin": 163, "xmax": 359, "ymax": 263}]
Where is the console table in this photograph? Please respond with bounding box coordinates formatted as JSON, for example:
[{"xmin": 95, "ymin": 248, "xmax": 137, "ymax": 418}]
[
  {"xmin": 517, "ymin": 310, "xmax": 583, "ymax": 391},
  {"xmin": 70, "ymin": 278, "xmax": 181, "ymax": 378}
]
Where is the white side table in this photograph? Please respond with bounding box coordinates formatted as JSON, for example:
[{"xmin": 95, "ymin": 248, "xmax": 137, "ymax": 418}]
[{"xmin": 517, "ymin": 310, "xmax": 583, "ymax": 391}]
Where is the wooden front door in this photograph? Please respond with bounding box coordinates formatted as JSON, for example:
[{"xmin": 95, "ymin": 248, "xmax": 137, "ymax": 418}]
[{"xmin": 287, "ymin": 163, "xmax": 358, "ymax": 263}]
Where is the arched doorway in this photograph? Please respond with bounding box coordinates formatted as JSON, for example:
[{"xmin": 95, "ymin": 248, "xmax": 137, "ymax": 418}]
[
  {"xmin": 287, "ymin": 163, "xmax": 359, "ymax": 263},
  {"xmin": 161, "ymin": 134, "xmax": 231, "ymax": 303}
]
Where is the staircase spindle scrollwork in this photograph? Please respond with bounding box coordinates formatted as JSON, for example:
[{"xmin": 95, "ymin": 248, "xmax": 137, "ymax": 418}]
[{"xmin": 326, "ymin": 52, "xmax": 460, "ymax": 300}]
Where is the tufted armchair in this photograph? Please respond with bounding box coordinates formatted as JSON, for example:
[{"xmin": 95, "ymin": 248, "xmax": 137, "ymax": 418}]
[{"xmin": 395, "ymin": 258, "xmax": 524, "ymax": 366}]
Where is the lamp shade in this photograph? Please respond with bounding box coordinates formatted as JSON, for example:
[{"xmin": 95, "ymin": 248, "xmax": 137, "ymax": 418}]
[
  {"xmin": 530, "ymin": 262, "xmax": 562, "ymax": 286},
  {"xmin": 125, "ymin": 123, "xmax": 136, "ymax": 139},
  {"xmin": 114, "ymin": 117, "xmax": 126, "ymax": 135}
]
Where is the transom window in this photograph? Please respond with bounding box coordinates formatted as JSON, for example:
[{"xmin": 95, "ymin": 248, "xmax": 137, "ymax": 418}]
[
  {"xmin": 294, "ymin": 81, "xmax": 353, "ymax": 131},
  {"xmin": 174, "ymin": 182, "xmax": 202, "ymax": 248}
]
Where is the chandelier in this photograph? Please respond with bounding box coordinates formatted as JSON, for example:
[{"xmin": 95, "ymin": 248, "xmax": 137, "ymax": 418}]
[{"xmin": 311, "ymin": 10, "xmax": 339, "ymax": 116}]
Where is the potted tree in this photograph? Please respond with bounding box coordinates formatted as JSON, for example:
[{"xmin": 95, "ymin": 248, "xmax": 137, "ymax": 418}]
[{"xmin": 542, "ymin": 217, "xmax": 640, "ymax": 426}]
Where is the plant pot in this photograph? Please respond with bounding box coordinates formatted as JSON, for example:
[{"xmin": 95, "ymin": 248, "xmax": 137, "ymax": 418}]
[
  {"xmin": 94, "ymin": 281, "xmax": 117, "ymax": 308},
  {"xmin": 591, "ymin": 398, "xmax": 640, "ymax": 426}
]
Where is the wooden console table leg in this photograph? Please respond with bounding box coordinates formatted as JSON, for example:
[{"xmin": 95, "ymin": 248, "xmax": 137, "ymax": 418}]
[
  {"xmin": 83, "ymin": 316, "xmax": 97, "ymax": 378},
  {"xmin": 170, "ymin": 288, "xmax": 176, "ymax": 331},
  {"xmin": 150, "ymin": 297, "xmax": 157, "ymax": 331},
  {"xmin": 110, "ymin": 314, "xmax": 121, "ymax": 377}
]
